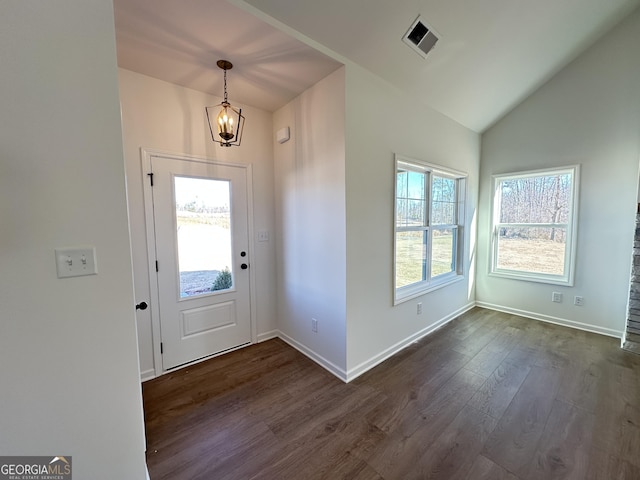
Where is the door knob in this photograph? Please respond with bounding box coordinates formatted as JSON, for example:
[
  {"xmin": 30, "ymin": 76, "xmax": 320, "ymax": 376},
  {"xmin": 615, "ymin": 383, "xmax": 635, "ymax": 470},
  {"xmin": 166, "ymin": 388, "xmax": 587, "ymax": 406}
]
[
  {"xmin": 136, "ymin": 301, "xmax": 148, "ymax": 311},
  {"xmin": 241, "ymin": 263, "xmax": 248, "ymax": 270}
]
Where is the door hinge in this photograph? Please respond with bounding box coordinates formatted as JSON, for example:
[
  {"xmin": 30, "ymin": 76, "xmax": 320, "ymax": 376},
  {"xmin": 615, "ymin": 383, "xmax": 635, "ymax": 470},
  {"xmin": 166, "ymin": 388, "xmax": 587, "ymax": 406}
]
[
  {"xmin": 147, "ymin": 172, "xmax": 154, "ymax": 186},
  {"xmin": 155, "ymin": 260, "xmax": 159, "ymax": 272},
  {"xmin": 160, "ymin": 342, "xmax": 163, "ymax": 354}
]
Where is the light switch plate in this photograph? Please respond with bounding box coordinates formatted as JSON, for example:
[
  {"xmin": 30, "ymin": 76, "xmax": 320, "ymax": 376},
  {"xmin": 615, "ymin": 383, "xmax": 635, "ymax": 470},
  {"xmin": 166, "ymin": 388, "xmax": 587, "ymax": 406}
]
[{"xmin": 55, "ymin": 247, "xmax": 97, "ymax": 278}]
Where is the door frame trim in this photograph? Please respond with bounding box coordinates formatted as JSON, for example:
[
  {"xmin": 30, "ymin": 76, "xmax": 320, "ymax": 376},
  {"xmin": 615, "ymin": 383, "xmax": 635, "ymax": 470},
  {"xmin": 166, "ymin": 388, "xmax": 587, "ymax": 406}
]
[{"xmin": 140, "ymin": 147, "xmax": 257, "ymax": 378}]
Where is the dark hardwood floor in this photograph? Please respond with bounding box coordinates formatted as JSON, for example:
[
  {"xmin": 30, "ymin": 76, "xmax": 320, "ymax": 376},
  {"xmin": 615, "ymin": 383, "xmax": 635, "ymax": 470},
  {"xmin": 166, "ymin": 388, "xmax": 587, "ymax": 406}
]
[{"xmin": 143, "ymin": 308, "xmax": 640, "ymax": 479}]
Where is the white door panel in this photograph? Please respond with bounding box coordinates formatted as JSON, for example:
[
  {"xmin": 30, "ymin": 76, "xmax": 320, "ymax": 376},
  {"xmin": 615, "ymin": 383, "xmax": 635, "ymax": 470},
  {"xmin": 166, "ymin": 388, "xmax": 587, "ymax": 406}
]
[{"xmin": 147, "ymin": 154, "xmax": 251, "ymax": 370}]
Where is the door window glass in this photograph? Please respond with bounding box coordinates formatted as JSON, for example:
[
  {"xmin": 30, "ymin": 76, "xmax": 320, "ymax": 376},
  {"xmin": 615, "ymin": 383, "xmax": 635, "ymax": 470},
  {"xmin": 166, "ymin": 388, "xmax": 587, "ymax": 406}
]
[{"xmin": 174, "ymin": 176, "xmax": 233, "ymax": 298}]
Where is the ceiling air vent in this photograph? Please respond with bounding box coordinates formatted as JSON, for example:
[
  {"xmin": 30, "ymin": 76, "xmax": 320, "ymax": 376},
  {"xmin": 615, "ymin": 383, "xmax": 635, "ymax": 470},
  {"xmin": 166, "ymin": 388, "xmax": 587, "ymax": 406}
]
[{"xmin": 402, "ymin": 16, "xmax": 440, "ymax": 59}]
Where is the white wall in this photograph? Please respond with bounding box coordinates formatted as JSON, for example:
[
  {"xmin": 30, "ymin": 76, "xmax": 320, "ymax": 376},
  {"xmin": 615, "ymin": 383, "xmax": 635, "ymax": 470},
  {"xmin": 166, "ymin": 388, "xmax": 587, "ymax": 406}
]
[
  {"xmin": 344, "ymin": 65, "xmax": 480, "ymax": 377},
  {"xmin": 118, "ymin": 69, "xmax": 277, "ymax": 380},
  {"xmin": 273, "ymin": 68, "xmax": 348, "ymax": 376},
  {"xmin": 0, "ymin": 1, "xmax": 147, "ymax": 478},
  {"xmin": 476, "ymin": 8, "xmax": 640, "ymax": 337},
  {"xmin": 272, "ymin": 64, "xmax": 480, "ymax": 381}
]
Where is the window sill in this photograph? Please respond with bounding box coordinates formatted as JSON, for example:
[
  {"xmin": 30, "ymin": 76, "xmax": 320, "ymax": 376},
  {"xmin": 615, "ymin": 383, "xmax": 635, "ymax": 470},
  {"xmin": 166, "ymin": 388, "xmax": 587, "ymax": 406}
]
[
  {"xmin": 489, "ymin": 269, "xmax": 573, "ymax": 287},
  {"xmin": 394, "ymin": 274, "xmax": 464, "ymax": 305}
]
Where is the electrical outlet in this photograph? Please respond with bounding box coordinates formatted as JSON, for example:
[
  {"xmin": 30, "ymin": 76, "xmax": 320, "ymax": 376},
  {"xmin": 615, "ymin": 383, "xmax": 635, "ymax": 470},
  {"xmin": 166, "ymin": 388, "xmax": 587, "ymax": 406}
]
[
  {"xmin": 311, "ymin": 318, "xmax": 318, "ymax": 333},
  {"xmin": 574, "ymin": 296, "xmax": 584, "ymax": 306},
  {"xmin": 552, "ymin": 292, "xmax": 563, "ymax": 303},
  {"xmin": 417, "ymin": 302, "xmax": 423, "ymax": 315}
]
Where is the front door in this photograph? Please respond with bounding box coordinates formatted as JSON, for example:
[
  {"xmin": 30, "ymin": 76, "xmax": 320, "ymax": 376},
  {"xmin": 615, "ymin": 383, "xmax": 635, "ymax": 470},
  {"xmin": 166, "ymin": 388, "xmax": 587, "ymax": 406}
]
[{"xmin": 146, "ymin": 153, "xmax": 252, "ymax": 371}]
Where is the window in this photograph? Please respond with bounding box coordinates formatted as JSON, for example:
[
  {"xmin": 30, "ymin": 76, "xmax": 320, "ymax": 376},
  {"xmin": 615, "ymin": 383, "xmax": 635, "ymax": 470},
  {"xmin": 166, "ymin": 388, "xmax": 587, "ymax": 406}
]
[
  {"xmin": 490, "ymin": 165, "xmax": 579, "ymax": 285},
  {"xmin": 394, "ymin": 156, "xmax": 466, "ymax": 304},
  {"xmin": 174, "ymin": 176, "xmax": 233, "ymax": 298}
]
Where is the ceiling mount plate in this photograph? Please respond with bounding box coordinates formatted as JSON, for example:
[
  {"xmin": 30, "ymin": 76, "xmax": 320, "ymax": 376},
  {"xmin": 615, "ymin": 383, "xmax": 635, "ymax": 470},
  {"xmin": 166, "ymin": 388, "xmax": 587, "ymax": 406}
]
[{"xmin": 217, "ymin": 59, "xmax": 233, "ymax": 70}]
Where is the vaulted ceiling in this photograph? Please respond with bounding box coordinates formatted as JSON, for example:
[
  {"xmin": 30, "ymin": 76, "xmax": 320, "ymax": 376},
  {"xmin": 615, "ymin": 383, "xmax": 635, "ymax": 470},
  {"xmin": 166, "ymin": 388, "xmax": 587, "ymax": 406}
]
[{"xmin": 114, "ymin": 0, "xmax": 640, "ymax": 133}]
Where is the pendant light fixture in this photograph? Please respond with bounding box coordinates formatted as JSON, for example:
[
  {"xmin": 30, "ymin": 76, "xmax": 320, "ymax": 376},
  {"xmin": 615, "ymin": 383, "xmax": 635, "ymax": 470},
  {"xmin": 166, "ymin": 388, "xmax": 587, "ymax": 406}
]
[{"xmin": 206, "ymin": 60, "xmax": 245, "ymax": 147}]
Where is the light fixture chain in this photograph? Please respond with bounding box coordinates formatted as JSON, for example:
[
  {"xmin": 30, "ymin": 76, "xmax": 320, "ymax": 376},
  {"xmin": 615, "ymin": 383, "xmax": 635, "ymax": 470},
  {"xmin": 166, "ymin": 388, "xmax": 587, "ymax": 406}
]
[{"xmin": 223, "ymin": 68, "xmax": 228, "ymax": 103}]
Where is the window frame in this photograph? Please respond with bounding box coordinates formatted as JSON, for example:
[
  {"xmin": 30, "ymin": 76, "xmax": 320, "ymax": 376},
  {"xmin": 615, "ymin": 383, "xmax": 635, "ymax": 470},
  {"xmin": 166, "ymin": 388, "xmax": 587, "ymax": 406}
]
[
  {"xmin": 489, "ymin": 165, "xmax": 580, "ymax": 286},
  {"xmin": 393, "ymin": 155, "xmax": 467, "ymax": 305}
]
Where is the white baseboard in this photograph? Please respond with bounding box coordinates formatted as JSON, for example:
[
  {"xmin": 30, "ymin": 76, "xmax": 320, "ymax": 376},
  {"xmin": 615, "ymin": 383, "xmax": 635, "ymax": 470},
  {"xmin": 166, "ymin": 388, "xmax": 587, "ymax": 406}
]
[
  {"xmin": 140, "ymin": 302, "xmax": 624, "ymax": 386},
  {"xmin": 475, "ymin": 301, "xmax": 623, "ymax": 339},
  {"xmin": 277, "ymin": 331, "xmax": 348, "ymax": 382},
  {"xmin": 140, "ymin": 368, "xmax": 156, "ymax": 383},
  {"xmin": 275, "ymin": 302, "xmax": 475, "ymax": 383},
  {"xmin": 257, "ymin": 329, "xmax": 279, "ymax": 343},
  {"xmin": 345, "ymin": 302, "xmax": 476, "ymax": 382}
]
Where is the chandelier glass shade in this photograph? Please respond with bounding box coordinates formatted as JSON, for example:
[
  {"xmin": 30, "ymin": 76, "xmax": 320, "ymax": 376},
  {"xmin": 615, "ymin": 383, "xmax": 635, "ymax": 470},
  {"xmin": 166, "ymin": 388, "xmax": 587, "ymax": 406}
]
[{"xmin": 206, "ymin": 60, "xmax": 245, "ymax": 147}]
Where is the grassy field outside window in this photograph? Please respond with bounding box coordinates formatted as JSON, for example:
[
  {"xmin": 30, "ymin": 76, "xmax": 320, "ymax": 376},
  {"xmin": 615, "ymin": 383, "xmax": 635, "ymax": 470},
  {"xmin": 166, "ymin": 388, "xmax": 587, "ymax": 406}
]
[{"xmin": 394, "ymin": 156, "xmax": 466, "ymax": 303}]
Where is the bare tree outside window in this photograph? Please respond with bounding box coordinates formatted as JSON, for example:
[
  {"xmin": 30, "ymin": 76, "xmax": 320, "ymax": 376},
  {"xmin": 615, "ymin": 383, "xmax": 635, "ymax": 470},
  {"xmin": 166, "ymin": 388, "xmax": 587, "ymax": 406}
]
[{"xmin": 492, "ymin": 166, "xmax": 579, "ymax": 285}]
